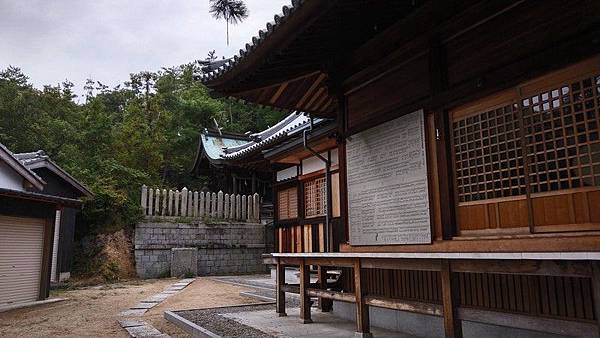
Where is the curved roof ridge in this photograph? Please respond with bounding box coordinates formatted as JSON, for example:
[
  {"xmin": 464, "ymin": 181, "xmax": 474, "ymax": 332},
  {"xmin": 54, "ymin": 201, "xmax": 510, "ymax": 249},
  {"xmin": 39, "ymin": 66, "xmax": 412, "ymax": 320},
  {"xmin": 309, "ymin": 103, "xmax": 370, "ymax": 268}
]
[{"xmin": 199, "ymin": 0, "xmax": 306, "ymax": 83}]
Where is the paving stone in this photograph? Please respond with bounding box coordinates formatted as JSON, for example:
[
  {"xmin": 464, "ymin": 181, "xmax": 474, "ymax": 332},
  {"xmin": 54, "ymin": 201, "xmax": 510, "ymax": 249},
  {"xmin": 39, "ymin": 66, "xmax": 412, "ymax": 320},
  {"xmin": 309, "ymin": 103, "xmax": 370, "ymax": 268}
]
[
  {"xmin": 124, "ymin": 324, "xmax": 164, "ymax": 337},
  {"xmin": 178, "ymin": 278, "xmax": 195, "ymax": 283},
  {"xmin": 161, "ymin": 290, "xmax": 178, "ymax": 294},
  {"xmin": 141, "ymin": 294, "xmax": 169, "ymax": 303},
  {"xmin": 131, "ymin": 302, "xmax": 158, "ymax": 309},
  {"xmin": 118, "ymin": 319, "xmax": 147, "ymax": 328},
  {"xmin": 120, "ymin": 309, "xmax": 148, "ymax": 316}
]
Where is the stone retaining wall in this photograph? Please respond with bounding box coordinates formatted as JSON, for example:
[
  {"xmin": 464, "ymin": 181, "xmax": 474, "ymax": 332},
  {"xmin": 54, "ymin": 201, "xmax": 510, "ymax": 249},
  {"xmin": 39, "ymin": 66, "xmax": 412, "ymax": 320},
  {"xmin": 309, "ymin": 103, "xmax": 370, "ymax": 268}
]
[{"xmin": 135, "ymin": 219, "xmax": 267, "ymax": 278}]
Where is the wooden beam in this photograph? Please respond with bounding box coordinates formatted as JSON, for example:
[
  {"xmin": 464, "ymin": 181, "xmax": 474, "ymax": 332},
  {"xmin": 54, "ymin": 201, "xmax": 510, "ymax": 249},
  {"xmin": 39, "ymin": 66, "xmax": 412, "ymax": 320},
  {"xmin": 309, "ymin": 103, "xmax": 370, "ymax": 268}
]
[
  {"xmin": 365, "ymin": 296, "xmax": 443, "ymax": 317},
  {"xmin": 441, "ymin": 260, "xmax": 462, "ymax": 338},
  {"xmin": 353, "ymin": 259, "xmax": 371, "ymax": 337},
  {"xmin": 361, "ymin": 258, "xmax": 442, "ymax": 271},
  {"xmin": 451, "ymin": 259, "xmax": 593, "ymax": 278},
  {"xmin": 281, "ymin": 284, "xmax": 300, "ymax": 294},
  {"xmin": 296, "ymin": 73, "xmax": 327, "ymax": 107},
  {"xmin": 269, "ymin": 81, "xmax": 289, "ymax": 104},
  {"xmin": 305, "ymin": 257, "xmax": 354, "ymax": 268},
  {"xmin": 300, "ymin": 259, "xmax": 312, "ymax": 323},
  {"xmin": 276, "ymin": 260, "xmax": 287, "ymax": 317},
  {"xmin": 457, "ymin": 307, "xmax": 599, "ymax": 338},
  {"xmin": 307, "ymin": 288, "xmax": 356, "ymax": 303}
]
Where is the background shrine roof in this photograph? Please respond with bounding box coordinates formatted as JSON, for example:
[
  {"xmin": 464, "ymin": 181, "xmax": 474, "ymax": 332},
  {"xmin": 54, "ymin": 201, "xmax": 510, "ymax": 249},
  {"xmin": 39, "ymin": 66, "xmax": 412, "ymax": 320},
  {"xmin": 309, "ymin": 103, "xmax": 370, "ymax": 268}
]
[
  {"xmin": 199, "ymin": 131, "xmax": 251, "ymax": 161},
  {"xmin": 221, "ymin": 111, "xmax": 326, "ymax": 160},
  {"xmin": 14, "ymin": 150, "xmax": 94, "ymax": 197}
]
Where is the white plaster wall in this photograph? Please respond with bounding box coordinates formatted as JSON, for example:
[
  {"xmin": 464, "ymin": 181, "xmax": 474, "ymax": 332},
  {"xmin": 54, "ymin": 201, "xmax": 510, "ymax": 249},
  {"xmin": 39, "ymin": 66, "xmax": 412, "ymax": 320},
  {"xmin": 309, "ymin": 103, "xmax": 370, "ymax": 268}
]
[
  {"xmin": 0, "ymin": 160, "xmax": 24, "ymax": 191},
  {"xmin": 276, "ymin": 166, "xmax": 298, "ymax": 182},
  {"xmin": 301, "ymin": 149, "xmax": 339, "ymax": 175}
]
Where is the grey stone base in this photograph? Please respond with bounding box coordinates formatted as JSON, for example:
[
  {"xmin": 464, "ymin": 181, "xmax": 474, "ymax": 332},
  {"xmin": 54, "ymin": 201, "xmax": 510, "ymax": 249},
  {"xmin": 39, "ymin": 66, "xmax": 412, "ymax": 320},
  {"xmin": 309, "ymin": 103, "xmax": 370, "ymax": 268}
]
[{"xmin": 331, "ymin": 301, "xmax": 568, "ymax": 338}]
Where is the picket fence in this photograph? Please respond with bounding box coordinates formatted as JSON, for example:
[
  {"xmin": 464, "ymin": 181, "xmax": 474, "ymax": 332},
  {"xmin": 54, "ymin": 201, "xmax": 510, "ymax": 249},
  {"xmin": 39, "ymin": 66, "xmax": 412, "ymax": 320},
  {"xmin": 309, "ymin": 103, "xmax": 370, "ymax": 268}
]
[{"xmin": 140, "ymin": 185, "xmax": 260, "ymax": 222}]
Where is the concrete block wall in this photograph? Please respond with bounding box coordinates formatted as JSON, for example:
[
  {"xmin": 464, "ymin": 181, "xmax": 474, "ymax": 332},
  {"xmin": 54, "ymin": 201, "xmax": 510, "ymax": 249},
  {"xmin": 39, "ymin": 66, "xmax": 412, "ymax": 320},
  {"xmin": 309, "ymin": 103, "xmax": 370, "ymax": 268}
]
[{"xmin": 134, "ymin": 220, "xmax": 267, "ymax": 278}]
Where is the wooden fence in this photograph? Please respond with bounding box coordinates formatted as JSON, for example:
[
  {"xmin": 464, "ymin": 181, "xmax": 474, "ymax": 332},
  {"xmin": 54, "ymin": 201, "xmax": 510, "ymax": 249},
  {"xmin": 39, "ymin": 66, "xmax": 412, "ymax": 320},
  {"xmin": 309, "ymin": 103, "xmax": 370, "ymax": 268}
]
[{"xmin": 140, "ymin": 185, "xmax": 260, "ymax": 222}]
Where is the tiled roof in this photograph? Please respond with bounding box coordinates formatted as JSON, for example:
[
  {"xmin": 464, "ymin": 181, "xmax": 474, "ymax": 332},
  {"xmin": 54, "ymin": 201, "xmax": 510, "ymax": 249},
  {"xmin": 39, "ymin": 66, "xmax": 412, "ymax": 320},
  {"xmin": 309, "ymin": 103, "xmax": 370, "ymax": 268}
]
[
  {"xmin": 14, "ymin": 150, "xmax": 93, "ymax": 197},
  {"xmin": 220, "ymin": 111, "xmax": 324, "ymax": 160},
  {"xmin": 0, "ymin": 143, "xmax": 46, "ymax": 190},
  {"xmin": 199, "ymin": 0, "xmax": 305, "ymax": 83}
]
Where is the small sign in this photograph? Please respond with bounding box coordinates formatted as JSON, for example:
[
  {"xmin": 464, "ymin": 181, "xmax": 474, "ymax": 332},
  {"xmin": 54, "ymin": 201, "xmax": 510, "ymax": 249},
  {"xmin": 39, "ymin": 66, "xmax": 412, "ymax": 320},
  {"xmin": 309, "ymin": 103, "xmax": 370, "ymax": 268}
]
[{"xmin": 346, "ymin": 109, "xmax": 431, "ymax": 245}]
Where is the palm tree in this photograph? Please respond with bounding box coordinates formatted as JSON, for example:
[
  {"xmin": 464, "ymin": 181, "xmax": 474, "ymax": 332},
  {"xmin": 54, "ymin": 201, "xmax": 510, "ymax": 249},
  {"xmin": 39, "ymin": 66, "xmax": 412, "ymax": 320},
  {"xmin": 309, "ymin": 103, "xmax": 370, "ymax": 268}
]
[{"xmin": 209, "ymin": 0, "xmax": 249, "ymax": 46}]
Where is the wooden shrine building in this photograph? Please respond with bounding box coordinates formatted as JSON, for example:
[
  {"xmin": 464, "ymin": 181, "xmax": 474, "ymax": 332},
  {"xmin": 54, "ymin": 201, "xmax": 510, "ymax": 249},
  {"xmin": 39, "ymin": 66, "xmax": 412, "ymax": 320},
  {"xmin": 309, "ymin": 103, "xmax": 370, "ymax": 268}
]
[{"xmin": 199, "ymin": 1, "xmax": 600, "ymax": 337}]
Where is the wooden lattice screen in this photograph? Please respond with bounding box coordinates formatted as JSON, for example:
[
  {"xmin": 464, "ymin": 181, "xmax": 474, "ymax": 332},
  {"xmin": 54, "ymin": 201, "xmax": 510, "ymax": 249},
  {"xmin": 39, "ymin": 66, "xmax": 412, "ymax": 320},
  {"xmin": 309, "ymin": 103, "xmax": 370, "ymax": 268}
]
[
  {"xmin": 304, "ymin": 177, "xmax": 326, "ymax": 218},
  {"xmin": 452, "ymin": 57, "xmax": 600, "ymax": 234},
  {"xmin": 278, "ymin": 187, "xmax": 298, "ymax": 220}
]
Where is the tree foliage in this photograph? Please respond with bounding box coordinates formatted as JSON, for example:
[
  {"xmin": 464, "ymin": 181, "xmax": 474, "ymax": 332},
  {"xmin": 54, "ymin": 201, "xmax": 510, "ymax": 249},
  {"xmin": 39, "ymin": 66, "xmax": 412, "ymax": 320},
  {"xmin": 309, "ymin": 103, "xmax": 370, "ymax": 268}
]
[{"xmin": 0, "ymin": 63, "xmax": 284, "ymax": 236}]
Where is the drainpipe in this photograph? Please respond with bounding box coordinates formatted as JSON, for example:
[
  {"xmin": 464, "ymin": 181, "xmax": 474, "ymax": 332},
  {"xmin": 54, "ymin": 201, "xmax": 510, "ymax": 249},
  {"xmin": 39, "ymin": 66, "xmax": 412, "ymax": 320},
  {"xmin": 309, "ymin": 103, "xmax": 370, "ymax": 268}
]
[{"xmin": 303, "ymin": 115, "xmax": 333, "ymax": 252}]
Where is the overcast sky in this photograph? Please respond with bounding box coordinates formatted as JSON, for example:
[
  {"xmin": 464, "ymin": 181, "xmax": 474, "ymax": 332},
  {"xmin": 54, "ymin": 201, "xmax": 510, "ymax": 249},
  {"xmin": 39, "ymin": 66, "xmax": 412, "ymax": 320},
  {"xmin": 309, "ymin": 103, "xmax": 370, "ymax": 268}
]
[{"xmin": 0, "ymin": 0, "xmax": 289, "ymax": 98}]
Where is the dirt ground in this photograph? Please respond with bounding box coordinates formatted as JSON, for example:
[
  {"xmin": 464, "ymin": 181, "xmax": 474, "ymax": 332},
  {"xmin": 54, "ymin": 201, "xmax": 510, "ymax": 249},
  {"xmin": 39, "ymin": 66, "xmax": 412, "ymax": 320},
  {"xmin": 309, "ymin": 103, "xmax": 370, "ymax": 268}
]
[{"xmin": 0, "ymin": 277, "xmax": 258, "ymax": 338}]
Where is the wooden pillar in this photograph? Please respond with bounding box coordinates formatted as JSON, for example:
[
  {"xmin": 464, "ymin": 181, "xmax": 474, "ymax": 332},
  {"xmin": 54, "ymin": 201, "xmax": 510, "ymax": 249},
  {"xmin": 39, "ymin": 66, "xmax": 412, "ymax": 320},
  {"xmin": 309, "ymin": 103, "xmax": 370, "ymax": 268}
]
[
  {"xmin": 300, "ymin": 259, "xmax": 312, "ymax": 323},
  {"xmin": 441, "ymin": 260, "xmax": 462, "ymax": 338},
  {"xmin": 592, "ymin": 262, "xmax": 600, "ymax": 335},
  {"xmin": 353, "ymin": 258, "xmax": 371, "ymax": 338},
  {"xmin": 276, "ymin": 259, "xmax": 287, "ymax": 317},
  {"xmin": 318, "ymin": 266, "xmax": 333, "ymax": 312},
  {"xmin": 251, "ymin": 171, "xmax": 257, "ymax": 195}
]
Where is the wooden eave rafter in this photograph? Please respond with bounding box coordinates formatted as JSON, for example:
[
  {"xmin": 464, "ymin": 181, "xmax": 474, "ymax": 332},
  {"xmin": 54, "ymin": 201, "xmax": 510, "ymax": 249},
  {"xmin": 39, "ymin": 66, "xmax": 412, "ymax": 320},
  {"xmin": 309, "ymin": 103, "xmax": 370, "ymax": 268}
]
[{"xmin": 204, "ymin": 1, "xmax": 424, "ymax": 115}]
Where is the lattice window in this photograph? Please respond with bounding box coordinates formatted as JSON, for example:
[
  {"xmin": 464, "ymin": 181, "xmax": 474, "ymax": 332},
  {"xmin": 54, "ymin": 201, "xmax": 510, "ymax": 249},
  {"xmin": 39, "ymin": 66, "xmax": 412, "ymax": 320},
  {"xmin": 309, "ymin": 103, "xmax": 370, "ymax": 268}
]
[
  {"xmin": 522, "ymin": 73, "xmax": 600, "ymax": 193},
  {"xmin": 453, "ymin": 104, "xmax": 526, "ymax": 203},
  {"xmin": 278, "ymin": 187, "xmax": 298, "ymax": 220},
  {"xmin": 304, "ymin": 177, "xmax": 326, "ymax": 218}
]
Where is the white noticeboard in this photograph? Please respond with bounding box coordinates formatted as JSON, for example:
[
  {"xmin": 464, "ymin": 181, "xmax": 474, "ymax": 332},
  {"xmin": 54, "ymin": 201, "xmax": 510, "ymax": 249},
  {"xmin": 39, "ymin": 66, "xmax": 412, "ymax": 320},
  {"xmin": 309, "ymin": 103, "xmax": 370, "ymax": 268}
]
[{"xmin": 346, "ymin": 109, "xmax": 431, "ymax": 245}]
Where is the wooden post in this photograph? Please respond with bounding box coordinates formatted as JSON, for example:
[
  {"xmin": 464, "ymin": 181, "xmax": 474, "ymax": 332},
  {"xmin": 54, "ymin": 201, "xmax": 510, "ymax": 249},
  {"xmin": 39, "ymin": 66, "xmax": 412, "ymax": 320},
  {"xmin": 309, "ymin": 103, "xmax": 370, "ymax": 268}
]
[
  {"xmin": 154, "ymin": 189, "xmax": 160, "ymax": 216},
  {"xmin": 592, "ymin": 262, "xmax": 600, "ymax": 336},
  {"xmin": 193, "ymin": 191, "xmax": 199, "ymax": 217},
  {"xmin": 199, "ymin": 192, "xmax": 205, "ymax": 217},
  {"xmin": 441, "ymin": 260, "xmax": 462, "ymax": 338},
  {"xmin": 276, "ymin": 259, "xmax": 287, "ymax": 317},
  {"xmin": 141, "ymin": 185, "xmax": 147, "ymax": 216},
  {"xmin": 217, "ymin": 191, "xmax": 224, "ymax": 218},
  {"xmin": 224, "ymin": 193, "xmax": 230, "ymax": 220},
  {"xmin": 353, "ymin": 258, "xmax": 371, "ymax": 337},
  {"xmin": 247, "ymin": 195, "xmax": 253, "ymax": 221},
  {"xmin": 188, "ymin": 190, "xmax": 193, "ymax": 217},
  {"xmin": 318, "ymin": 266, "xmax": 332, "ymax": 312},
  {"xmin": 168, "ymin": 190, "xmax": 173, "ymax": 216},
  {"xmin": 206, "ymin": 192, "xmax": 211, "ymax": 217},
  {"xmin": 253, "ymin": 193, "xmax": 260, "ymax": 221},
  {"xmin": 174, "ymin": 190, "xmax": 180, "ymax": 216},
  {"xmin": 236, "ymin": 194, "xmax": 241, "ymax": 220},
  {"xmin": 241, "ymin": 195, "xmax": 247, "ymax": 220},
  {"xmin": 162, "ymin": 189, "xmax": 167, "ymax": 216},
  {"xmin": 300, "ymin": 258, "xmax": 312, "ymax": 324},
  {"xmin": 211, "ymin": 192, "xmax": 217, "ymax": 217},
  {"xmin": 148, "ymin": 188, "xmax": 154, "ymax": 216},
  {"xmin": 181, "ymin": 187, "xmax": 188, "ymax": 216}
]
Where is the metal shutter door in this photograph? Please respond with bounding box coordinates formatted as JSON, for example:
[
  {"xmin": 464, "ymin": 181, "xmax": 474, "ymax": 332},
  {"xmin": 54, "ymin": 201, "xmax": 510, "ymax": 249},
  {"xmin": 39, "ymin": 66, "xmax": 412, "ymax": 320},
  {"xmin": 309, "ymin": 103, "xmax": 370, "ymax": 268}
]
[{"xmin": 0, "ymin": 216, "xmax": 45, "ymax": 306}]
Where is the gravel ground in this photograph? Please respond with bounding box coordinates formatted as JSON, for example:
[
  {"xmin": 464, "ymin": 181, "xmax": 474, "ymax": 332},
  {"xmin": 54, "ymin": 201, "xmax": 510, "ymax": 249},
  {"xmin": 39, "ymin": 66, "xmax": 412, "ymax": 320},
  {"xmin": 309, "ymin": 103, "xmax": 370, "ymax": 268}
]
[{"xmin": 177, "ymin": 304, "xmax": 277, "ymax": 338}]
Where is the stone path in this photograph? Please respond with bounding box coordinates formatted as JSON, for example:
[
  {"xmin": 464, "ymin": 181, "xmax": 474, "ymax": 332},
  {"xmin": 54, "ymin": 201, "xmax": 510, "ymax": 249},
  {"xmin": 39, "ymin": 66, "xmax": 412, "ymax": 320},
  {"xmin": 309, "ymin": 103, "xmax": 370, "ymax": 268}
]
[{"xmin": 118, "ymin": 278, "xmax": 195, "ymax": 337}]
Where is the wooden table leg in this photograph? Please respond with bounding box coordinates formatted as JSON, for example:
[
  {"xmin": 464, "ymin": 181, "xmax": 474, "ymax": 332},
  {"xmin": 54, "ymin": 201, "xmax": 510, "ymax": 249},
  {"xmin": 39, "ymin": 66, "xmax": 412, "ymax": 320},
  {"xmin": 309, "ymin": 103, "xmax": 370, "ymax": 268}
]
[
  {"xmin": 354, "ymin": 258, "xmax": 372, "ymax": 338},
  {"xmin": 300, "ymin": 259, "xmax": 312, "ymax": 323},
  {"xmin": 276, "ymin": 260, "xmax": 286, "ymax": 317}
]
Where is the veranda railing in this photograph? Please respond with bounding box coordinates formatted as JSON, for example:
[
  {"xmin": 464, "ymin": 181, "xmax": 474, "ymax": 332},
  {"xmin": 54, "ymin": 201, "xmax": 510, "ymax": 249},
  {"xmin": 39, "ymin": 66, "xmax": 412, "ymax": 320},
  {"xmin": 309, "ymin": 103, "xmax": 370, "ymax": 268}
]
[{"xmin": 140, "ymin": 185, "xmax": 260, "ymax": 222}]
